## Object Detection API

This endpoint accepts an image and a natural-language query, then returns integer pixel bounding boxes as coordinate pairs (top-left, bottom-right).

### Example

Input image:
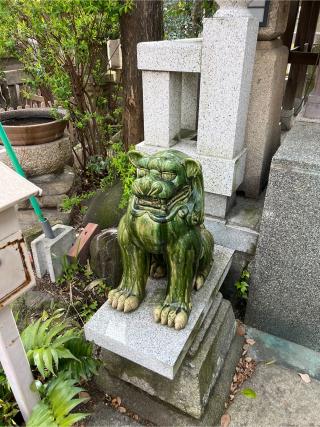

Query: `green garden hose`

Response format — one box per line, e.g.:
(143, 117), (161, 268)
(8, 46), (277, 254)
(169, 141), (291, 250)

(0, 122), (55, 239)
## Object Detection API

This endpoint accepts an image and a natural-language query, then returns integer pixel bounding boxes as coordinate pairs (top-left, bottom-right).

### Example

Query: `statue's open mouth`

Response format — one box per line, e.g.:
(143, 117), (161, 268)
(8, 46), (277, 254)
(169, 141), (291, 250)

(134, 186), (191, 214)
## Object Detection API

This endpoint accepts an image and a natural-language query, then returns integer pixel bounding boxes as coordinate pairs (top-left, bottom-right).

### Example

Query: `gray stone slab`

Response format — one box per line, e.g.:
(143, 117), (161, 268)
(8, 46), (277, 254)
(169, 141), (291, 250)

(227, 363), (320, 427)
(246, 120), (320, 351)
(85, 245), (234, 379)
(94, 335), (244, 426)
(98, 296), (236, 419)
(86, 402), (139, 427)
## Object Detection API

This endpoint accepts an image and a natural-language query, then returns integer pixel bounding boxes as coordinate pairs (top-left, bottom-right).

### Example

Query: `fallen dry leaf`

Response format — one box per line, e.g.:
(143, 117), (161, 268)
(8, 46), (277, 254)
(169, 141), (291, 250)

(79, 391), (91, 400)
(220, 413), (231, 427)
(236, 321), (246, 337)
(246, 338), (256, 346)
(298, 373), (311, 384)
(265, 359), (276, 365)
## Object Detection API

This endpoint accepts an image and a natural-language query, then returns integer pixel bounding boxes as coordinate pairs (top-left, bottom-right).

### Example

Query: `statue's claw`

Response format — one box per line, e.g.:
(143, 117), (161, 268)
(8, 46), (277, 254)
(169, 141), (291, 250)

(160, 307), (170, 325)
(124, 296), (139, 313)
(195, 274), (204, 290)
(174, 311), (188, 330)
(108, 289), (140, 313)
(153, 303), (189, 330)
(167, 310), (176, 327)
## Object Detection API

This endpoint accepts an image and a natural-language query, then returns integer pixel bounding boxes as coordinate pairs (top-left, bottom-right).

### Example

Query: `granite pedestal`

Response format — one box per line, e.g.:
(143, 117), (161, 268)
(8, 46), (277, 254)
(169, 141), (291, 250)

(85, 246), (243, 423)
(246, 119), (320, 351)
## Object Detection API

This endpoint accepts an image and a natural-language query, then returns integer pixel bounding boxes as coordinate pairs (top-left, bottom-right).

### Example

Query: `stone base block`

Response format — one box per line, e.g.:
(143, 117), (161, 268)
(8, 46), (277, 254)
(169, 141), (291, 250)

(99, 294), (236, 419)
(31, 224), (75, 282)
(85, 245), (234, 380)
(95, 334), (243, 426)
(205, 192), (236, 219)
(29, 165), (75, 196)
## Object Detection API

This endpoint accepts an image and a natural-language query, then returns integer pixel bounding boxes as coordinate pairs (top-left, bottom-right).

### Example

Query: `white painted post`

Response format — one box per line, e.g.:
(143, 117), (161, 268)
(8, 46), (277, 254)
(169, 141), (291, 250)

(0, 162), (42, 422)
(0, 307), (39, 421)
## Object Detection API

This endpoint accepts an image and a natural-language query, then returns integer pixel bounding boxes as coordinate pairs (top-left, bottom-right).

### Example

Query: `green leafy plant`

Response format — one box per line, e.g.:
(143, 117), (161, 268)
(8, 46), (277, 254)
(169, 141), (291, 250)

(21, 311), (99, 380)
(100, 142), (136, 208)
(60, 191), (96, 213)
(61, 337), (99, 381)
(27, 375), (89, 427)
(57, 256), (82, 284)
(0, 311), (99, 425)
(75, 301), (98, 322)
(0, 372), (18, 426)
(0, 0), (132, 166)
(235, 269), (250, 300)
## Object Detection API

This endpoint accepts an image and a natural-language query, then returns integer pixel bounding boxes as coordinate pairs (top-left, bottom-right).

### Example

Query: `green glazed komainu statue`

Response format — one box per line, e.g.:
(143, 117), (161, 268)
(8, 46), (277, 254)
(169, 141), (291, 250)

(108, 149), (214, 330)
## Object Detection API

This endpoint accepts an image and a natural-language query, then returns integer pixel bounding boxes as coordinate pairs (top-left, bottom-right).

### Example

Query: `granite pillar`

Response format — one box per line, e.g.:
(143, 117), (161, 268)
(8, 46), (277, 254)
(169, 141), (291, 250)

(142, 70), (182, 148)
(246, 119), (320, 351)
(241, 39), (288, 198)
(197, 0), (258, 214)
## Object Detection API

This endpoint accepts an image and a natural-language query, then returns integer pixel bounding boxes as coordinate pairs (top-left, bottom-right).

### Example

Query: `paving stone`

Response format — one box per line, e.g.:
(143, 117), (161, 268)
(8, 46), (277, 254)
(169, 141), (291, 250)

(227, 363), (320, 427)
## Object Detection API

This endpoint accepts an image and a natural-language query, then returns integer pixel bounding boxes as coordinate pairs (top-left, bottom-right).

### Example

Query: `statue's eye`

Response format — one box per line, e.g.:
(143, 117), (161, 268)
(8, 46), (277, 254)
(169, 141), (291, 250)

(137, 168), (148, 177)
(161, 172), (176, 181)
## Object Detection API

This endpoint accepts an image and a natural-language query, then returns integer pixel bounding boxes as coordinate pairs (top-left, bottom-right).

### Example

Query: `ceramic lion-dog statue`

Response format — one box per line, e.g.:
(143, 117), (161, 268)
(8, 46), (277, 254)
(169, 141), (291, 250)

(108, 149), (214, 330)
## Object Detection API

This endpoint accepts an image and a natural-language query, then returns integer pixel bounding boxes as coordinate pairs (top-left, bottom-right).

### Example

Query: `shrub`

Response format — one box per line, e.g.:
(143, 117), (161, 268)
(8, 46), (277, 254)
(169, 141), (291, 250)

(0, 0), (132, 166)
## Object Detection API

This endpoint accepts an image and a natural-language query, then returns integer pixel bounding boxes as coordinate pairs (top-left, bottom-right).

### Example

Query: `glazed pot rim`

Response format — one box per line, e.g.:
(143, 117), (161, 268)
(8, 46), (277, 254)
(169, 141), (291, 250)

(0, 108), (67, 129)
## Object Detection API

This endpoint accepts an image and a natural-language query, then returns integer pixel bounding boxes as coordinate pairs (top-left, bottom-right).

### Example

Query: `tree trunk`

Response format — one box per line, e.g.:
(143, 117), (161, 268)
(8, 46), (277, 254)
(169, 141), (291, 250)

(120, 0), (163, 150)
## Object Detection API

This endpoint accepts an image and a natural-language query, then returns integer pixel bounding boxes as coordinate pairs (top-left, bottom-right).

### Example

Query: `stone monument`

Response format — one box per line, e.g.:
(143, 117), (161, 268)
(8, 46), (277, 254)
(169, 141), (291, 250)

(85, 151), (242, 423)
(246, 117), (320, 352)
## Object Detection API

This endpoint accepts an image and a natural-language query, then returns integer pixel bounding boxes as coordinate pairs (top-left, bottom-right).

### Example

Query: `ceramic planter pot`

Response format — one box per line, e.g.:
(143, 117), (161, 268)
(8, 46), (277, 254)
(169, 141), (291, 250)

(0, 108), (67, 146)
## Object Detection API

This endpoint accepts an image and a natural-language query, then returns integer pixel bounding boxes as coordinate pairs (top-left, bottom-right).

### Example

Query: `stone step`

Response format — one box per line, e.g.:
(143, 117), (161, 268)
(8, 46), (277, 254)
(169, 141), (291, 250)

(98, 294), (236, 419)
(85, 245), (234, 380)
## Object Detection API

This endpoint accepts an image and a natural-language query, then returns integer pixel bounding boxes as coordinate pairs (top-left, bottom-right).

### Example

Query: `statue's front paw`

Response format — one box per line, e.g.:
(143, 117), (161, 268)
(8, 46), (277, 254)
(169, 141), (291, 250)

(153, 303), (189, 330)
(107, 288), (141, 313)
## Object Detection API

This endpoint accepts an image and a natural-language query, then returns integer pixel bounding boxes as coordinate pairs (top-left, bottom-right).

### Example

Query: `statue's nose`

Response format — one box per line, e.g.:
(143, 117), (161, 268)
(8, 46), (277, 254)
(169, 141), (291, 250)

(132, 177), (153, 196)
(147, 181), (162, 197)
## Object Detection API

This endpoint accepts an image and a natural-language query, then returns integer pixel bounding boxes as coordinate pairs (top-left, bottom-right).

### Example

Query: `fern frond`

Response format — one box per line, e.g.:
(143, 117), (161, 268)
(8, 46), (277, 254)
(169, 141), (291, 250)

(27, 376), (88, 427)
(60, 337), (99, 381)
